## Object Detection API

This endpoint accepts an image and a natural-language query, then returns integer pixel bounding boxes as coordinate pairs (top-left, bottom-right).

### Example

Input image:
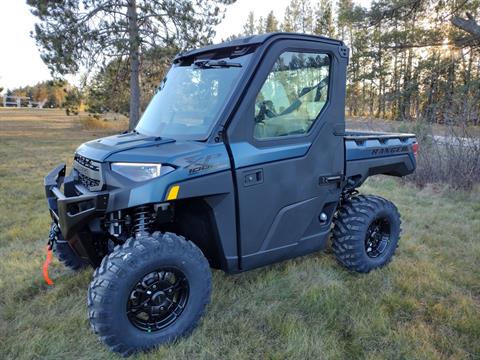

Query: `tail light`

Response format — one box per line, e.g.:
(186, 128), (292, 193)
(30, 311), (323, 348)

(412, 142), (419, 160)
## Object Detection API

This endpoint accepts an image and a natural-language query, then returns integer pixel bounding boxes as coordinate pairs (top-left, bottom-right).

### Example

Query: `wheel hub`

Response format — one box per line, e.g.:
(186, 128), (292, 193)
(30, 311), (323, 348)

(365, 218), (391, 258)
(127, 268), (189, 332)
(151, 291), (167, 305)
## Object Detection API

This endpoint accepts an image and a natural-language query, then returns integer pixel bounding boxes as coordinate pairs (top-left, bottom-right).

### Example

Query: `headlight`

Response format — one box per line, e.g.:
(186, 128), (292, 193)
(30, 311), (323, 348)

(111, 162), (174, 182)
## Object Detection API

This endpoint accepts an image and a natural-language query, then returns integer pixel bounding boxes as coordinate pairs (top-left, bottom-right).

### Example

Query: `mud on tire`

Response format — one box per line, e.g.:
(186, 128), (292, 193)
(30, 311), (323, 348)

(87, 232), (212, 357)
(332, 195), (401, 273)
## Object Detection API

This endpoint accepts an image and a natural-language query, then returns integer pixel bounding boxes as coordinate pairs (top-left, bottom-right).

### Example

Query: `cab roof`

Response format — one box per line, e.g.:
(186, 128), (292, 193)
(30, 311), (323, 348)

(174, 32), (345, 62)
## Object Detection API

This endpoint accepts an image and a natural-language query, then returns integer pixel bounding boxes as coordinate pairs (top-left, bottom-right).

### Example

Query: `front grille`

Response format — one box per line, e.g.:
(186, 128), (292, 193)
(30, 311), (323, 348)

(78, 173), (101, 189)
(73, 154), (104, 191)
(74, 153), (99, 171)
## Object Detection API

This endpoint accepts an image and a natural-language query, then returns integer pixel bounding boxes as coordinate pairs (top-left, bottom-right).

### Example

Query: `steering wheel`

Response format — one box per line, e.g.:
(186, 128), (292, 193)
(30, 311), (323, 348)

(255, 100), (277, 122)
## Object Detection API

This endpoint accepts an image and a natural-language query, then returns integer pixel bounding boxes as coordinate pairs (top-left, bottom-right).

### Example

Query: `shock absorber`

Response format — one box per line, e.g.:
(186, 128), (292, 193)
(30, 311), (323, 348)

(133, 205), (153, 237)
(108, 210), (122, 238)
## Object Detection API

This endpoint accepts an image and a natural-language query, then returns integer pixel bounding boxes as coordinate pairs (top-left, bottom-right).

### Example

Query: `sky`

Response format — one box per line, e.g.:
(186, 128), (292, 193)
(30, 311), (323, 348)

(0, 0), (371, 91)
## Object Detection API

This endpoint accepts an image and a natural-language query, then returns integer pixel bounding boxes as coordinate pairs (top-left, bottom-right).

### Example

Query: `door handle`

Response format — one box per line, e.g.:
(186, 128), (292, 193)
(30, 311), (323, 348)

(244, 169), (263, 187)
(319, 175), (342, 185)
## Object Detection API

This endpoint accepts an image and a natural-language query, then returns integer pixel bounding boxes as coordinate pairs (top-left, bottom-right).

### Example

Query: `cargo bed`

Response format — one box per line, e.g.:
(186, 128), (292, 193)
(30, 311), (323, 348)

(344, 130), (417, 188)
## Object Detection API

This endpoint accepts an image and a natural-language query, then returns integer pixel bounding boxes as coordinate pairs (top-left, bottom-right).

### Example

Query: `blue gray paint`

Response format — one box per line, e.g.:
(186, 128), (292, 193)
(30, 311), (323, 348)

(345, 137), (417, 163)
(126, 144), (231, 207)
(230, 141), (311, 169)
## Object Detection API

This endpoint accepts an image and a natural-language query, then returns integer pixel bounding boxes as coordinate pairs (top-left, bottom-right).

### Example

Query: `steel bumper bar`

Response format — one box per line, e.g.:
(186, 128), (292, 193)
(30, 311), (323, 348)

(44, 163), (109, 240)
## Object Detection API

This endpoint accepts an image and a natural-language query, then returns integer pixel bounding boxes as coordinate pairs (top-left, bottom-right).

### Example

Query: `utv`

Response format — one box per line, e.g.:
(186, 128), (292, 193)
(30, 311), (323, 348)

(44, 33), (417, 356)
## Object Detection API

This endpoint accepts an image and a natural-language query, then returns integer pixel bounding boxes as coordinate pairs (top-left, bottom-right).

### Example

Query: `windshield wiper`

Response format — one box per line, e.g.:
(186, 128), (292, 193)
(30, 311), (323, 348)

(193, 59), (242, 68)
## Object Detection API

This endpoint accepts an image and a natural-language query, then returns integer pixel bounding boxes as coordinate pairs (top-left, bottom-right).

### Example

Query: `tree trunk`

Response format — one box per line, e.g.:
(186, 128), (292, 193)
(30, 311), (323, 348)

(376, 23), (385, 119)
(391, 19), (399, 120)
(127, 0), (140, 130)
(400, 48), (413, 120)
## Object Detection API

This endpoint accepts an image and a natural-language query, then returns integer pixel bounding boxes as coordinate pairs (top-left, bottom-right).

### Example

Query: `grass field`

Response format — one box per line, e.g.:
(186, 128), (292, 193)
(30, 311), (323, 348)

(0, 108), (479, 360)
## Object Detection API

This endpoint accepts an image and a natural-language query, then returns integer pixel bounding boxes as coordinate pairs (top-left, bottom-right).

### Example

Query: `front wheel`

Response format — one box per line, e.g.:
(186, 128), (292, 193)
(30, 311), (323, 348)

(87, 232), (212, 356)
(332, 195), (401, 273)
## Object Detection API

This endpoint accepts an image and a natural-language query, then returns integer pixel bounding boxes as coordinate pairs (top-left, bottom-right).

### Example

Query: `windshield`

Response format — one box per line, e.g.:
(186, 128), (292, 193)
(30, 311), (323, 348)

(136, 50), (253, 140)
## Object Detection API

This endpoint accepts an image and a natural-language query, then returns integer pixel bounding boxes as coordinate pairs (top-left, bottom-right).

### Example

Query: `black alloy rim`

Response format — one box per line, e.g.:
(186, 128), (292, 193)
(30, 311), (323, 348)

(365, 217), (391, 258)
(127, 268), (189, 332)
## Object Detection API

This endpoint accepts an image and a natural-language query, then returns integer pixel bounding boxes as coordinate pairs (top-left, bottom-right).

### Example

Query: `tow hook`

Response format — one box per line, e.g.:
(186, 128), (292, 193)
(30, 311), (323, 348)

(47, 224), (57, 250)
(43, 224), (58, 286)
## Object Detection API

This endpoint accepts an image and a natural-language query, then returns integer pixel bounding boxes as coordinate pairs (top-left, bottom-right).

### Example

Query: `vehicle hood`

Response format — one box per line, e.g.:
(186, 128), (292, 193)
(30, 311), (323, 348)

(75, 132), (230, 171)
(75, 132), (176, 161)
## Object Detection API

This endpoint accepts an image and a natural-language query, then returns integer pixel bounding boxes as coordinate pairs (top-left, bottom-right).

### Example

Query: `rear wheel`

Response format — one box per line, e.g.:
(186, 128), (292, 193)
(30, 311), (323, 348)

(332, 195), (401, 273)
(50, 223), (88, 271)
(87, 232), (212, 357)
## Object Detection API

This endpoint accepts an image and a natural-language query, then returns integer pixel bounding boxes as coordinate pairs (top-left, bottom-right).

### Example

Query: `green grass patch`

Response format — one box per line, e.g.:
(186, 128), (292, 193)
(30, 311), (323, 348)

(0, 110), (479, 359)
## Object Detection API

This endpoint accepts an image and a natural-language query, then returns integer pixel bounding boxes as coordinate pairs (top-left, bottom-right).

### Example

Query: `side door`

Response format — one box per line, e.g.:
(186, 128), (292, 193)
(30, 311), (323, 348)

(226, 39), (348, 270)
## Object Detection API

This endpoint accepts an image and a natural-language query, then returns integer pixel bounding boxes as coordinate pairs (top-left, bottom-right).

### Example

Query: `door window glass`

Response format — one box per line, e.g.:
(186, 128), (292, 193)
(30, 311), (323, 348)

(254, 51), (330, 139)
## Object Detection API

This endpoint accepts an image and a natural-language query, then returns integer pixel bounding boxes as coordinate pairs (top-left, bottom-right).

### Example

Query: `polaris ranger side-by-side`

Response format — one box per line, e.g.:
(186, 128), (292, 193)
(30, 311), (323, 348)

(44, 33), (417, 356)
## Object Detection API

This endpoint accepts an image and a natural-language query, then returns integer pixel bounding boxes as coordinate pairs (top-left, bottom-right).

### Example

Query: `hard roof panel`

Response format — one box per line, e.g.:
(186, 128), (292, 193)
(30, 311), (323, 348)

(174, 32), (344, 62)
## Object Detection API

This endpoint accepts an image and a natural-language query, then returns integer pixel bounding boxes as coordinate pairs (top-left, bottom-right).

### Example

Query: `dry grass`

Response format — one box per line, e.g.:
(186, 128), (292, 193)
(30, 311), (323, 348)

(79, 115), (128, 130)
(0, 109), (479, 359)
(347, 117), (480, 190)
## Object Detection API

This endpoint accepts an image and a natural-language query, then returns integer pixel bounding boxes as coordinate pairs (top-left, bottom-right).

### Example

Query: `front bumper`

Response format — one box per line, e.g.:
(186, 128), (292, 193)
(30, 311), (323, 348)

(44, 163), (109, 244)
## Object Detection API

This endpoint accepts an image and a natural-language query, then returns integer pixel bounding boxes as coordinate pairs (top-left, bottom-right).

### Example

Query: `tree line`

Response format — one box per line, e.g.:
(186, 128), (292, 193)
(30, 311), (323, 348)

(3, 80), (80, 110)
(238, 0), (480, 125)
(27, 0), (234, 129)
(25, 0), (480, 126)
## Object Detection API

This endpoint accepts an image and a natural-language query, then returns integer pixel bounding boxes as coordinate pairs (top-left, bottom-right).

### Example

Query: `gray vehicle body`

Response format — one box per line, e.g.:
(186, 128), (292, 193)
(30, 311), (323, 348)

(45, 33), (417, 273)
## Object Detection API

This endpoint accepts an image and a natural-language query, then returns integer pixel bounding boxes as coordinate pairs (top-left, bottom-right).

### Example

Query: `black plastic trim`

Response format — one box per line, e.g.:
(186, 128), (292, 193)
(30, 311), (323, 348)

(44, 164), (109, 241)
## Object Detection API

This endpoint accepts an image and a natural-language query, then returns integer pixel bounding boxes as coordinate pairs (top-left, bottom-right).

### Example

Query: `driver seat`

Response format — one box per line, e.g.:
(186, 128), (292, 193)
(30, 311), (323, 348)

(254, 80), (290, 138)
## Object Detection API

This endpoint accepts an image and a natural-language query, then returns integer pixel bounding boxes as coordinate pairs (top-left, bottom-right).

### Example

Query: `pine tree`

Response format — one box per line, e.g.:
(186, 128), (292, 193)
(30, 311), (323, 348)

(282, 4), (295, 32)
(256, 16), (265, 34)
(299, 0), (314, 33)
(284, 0), (313, 33)
(27, 0), (234, 129)
(314, 0), (335, 37)
(336, 0), (354, 41)
(265, 11), (279, 33)
(243, 11), (256, 35)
